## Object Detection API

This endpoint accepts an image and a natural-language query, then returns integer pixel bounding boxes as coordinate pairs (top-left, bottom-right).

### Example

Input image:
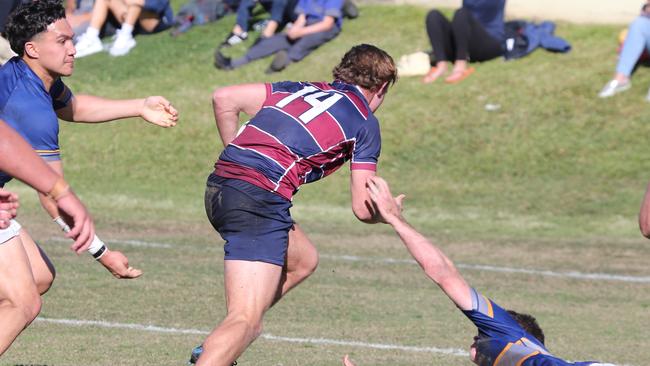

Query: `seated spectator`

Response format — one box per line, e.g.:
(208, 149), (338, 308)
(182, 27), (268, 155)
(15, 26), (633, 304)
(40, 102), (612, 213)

(215, 0), (343, 73)
(74, 0), (173, 57)
(65, 0), (96, 36)
(222, 0), (298, 46)
(599, 1), (650, 99)
(0, 0), (20, 65)
(423, 0), (506, 84)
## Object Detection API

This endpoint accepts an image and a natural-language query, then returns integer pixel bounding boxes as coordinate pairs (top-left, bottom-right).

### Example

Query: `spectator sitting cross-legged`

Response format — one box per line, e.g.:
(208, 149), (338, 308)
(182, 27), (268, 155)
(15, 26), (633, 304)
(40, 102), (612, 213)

(215, 0), (343, 73)
(423, 0), (506, 84)
(599, 1), (650, 99)
(222, 0), (299, 47)
(74, 0), (173, 57)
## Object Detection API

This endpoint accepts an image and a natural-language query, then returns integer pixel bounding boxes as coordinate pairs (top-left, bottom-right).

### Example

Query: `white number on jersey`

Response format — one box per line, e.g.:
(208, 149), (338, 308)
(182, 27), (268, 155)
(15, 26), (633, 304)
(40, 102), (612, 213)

(275, 86), (343, 124)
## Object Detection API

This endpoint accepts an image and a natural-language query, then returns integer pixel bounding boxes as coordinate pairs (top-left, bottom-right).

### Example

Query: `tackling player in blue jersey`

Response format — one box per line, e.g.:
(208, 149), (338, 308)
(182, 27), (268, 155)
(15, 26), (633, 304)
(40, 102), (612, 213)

(342, 177), (615, 366)
(0, 0), (177, 356)
(190, 44), (397, 366)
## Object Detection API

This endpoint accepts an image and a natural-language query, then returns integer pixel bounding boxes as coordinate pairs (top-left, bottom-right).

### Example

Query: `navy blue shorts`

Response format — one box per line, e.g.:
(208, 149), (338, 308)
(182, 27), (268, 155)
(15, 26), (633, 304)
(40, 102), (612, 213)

(205, 174), (293, 266)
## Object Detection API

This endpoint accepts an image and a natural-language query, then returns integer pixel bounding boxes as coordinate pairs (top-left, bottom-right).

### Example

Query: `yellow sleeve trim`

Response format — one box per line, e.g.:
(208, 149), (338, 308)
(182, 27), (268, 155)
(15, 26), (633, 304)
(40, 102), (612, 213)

(493, 342), (513, 366)
(516, 351), (540, 366)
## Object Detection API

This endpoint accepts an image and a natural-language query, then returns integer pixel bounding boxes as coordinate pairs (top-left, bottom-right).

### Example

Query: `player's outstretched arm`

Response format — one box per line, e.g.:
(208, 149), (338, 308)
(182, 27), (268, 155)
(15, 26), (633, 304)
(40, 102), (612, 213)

(56, 95), (178, 127)
(639, 180), (650, 238)
(366, 176), (472, 310)
(212, 83), (267, 147)
(0, 189), (19, 229)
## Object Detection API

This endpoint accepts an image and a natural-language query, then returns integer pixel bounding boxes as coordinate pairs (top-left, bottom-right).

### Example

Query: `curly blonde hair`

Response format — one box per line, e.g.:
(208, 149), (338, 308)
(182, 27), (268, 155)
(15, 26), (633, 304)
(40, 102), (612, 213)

(332, 44), (398, 92)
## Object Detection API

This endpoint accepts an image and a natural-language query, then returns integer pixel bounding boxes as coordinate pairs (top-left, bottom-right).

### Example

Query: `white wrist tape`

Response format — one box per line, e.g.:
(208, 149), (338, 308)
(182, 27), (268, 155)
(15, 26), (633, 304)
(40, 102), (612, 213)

(87, 235), (107, 260)
(52, 217), (108, 260)
(53, 216), (71, 233)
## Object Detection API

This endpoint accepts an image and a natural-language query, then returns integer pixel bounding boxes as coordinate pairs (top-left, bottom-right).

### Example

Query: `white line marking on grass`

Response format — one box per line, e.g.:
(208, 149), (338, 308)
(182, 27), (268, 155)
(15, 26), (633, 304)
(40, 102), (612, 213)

(261, 334), (468, 356)
(43, 237), (650, 283)
(320, 255), (650, 284)
(47, 237), (174, 249)
(35, 317), (468, 357)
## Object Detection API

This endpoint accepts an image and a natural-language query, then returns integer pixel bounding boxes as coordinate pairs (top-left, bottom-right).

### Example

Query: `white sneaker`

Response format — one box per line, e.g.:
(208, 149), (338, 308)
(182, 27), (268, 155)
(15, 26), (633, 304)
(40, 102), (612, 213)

(109, 32), (136, 57)
(74, 32), (103, 58)
(598, 79), (631, 98)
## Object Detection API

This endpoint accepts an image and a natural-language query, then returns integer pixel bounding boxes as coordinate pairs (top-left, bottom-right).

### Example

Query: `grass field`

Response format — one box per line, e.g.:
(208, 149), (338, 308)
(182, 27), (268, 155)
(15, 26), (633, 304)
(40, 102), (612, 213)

(2, 3), (650, 366)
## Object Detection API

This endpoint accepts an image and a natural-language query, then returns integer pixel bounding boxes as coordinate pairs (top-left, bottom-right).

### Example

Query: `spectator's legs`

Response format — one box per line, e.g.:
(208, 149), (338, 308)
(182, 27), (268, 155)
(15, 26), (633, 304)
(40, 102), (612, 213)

(447, 7), (501, 83)
(230, 34), (291, 68)
(74, 0), (114, 57)
(286, 27), (339, 62)
(235, 0), (256, 33)
(264, 27), (339, 73)
(221, 0), (255, 46)
(106, 0), (145, 56)
(424, 9), (453, 83)
(466, 17), (502, 62)
(88, 0), (113, 31)
(615, 17), (650, 82)
(599, 16), (650, 97)
(260, 0), (289, 38)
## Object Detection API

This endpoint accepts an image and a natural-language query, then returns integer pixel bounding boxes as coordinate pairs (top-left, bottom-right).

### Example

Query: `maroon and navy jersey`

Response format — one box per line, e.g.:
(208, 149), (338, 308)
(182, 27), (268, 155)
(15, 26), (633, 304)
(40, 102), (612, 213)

(464, 288), (607, 366)
(215, 80), (381, 200)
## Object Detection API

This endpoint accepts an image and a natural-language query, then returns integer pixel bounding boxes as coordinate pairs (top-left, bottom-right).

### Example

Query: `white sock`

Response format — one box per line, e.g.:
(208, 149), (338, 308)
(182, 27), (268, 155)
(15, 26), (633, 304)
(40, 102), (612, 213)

(119, 23), (134, 37)
(85, 26), (100, 39)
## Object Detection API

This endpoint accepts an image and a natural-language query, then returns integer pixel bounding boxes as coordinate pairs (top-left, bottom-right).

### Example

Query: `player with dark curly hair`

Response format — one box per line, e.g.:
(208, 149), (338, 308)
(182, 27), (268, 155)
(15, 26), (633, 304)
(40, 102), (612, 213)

(0, 0), (178, 355)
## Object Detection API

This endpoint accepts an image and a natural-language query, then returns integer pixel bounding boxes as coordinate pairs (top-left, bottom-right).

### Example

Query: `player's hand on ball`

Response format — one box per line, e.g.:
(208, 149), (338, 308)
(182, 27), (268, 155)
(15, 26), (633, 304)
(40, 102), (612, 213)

(98, 249), (143, 279)
(141, 96), (179, 128)
(366, 176), (405, 225)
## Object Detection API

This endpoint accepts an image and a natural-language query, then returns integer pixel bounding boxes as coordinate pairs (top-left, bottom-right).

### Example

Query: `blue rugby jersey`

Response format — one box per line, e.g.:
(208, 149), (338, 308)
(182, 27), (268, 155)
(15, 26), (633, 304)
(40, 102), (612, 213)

(0, 57), (73, 186)
(215, 80), (381, 200)
(463, 288), (608, 366)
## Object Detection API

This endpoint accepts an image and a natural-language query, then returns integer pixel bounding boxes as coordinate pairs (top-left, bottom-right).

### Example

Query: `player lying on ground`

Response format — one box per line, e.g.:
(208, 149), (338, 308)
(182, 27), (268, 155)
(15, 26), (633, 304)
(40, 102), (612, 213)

(342, 176), (615, 366)
(0, 0), (177, 356)
(189, 44), (397, 366)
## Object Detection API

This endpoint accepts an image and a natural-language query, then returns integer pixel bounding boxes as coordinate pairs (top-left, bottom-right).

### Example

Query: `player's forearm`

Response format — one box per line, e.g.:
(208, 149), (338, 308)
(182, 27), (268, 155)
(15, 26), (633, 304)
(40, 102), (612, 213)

(38, 191), (62, 218)
(390, 218), (459, 285)
(0, 121), (60, 193)
(70, 95), (145, 122)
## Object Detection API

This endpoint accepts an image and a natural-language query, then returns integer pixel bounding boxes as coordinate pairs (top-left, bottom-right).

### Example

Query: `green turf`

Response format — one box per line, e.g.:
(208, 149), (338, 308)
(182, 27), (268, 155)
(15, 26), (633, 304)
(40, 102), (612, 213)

(2, 4), (650, 366)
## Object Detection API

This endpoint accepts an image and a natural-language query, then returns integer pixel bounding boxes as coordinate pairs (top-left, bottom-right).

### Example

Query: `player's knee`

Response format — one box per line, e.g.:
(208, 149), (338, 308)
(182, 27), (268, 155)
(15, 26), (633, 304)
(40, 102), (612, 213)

(226, 311), (264, 338)
(301, 251), (319, 278)
(23, 293), (42, 324)
(1, 290), (42, 326)
(426, 9), (445, 24)
(35, 268), (55, 295)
